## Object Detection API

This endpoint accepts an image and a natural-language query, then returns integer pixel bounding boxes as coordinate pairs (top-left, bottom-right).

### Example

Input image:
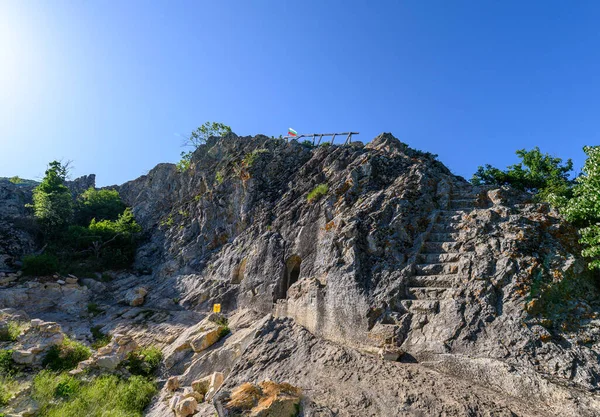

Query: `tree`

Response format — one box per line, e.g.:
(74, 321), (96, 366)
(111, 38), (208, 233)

(471, 147), (574, 203)
(9, 176), (22, 184)
(563, 146), (600, 269)
(74, 187), (126, 226)
(178, 122), (232, 171)
(31, 161), (73, 233)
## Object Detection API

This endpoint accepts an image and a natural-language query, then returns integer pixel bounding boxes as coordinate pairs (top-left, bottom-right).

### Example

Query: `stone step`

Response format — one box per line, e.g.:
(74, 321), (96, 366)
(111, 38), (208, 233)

(401, 299), (439, 314)
(415, 263), (459, 276)
(418, 252), (461, 263)
(427, 232), (460, 242)
(408, 274), (458, 288)
(422, 241), (461, 253)
(407, 287), (450, 300)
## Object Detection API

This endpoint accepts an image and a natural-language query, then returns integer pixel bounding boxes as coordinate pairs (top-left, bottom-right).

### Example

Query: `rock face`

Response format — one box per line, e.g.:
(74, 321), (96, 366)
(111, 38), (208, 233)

(0, 181), (37, 271)
(3, 134), (600, 416)
(119, 134), (600, 398)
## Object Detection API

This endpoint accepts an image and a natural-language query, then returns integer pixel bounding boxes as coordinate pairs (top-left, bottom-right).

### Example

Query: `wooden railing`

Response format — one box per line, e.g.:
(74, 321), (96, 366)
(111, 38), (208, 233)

(283, 132), (360, 146)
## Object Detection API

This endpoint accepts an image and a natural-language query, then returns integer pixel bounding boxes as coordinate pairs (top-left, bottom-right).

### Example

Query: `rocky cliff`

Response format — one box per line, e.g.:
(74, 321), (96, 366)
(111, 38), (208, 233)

(2, 133), (600, 416)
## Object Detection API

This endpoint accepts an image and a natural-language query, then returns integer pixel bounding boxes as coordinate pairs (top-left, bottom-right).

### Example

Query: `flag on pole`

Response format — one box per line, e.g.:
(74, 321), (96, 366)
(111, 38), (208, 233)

(288, 128), (298, 137)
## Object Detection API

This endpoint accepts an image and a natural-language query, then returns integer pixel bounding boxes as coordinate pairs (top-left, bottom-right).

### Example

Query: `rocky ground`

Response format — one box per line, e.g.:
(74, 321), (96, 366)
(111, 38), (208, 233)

(1, 134), (600, 416)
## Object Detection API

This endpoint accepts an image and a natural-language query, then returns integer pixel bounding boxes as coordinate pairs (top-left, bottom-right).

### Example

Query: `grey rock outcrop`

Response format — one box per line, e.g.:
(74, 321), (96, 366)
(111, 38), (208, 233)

(119, 133), (600, 400)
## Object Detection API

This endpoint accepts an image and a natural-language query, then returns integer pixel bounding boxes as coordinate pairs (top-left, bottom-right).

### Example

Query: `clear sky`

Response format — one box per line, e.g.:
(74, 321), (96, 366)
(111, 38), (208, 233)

(1, 1), (599, 186)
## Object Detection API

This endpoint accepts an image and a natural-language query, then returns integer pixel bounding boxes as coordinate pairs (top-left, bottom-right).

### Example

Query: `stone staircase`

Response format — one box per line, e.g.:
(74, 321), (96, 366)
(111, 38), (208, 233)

(401, 188), (478, 315)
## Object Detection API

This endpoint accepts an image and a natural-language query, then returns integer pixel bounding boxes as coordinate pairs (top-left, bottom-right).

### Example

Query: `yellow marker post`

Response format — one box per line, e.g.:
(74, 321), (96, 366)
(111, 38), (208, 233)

(213, 303), (221, 313)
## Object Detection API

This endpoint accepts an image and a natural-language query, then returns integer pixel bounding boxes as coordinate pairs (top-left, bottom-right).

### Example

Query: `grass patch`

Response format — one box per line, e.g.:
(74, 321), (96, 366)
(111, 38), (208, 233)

(307, 184), (329, 203)
(0, 376), (21, 406)
(90, 326), (111, 350)
(32, 371), (157, 417)
(42, 337), (91, 372)
(87, 303), (103, 317)
(242, 149), (268, 167)
(0, 321), (25, 342)
(122, 346), (162, 377)
(214, 316), (231, 338)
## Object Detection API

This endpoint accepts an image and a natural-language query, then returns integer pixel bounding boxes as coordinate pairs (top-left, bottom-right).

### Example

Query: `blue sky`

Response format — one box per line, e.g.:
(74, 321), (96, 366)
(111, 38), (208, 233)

(1, 1), (599, 186)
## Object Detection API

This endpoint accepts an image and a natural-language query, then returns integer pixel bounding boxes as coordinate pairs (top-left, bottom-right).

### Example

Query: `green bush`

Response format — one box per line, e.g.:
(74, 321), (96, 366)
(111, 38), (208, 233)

(123, 346), (162, 377)
(22, 254), (59, 276)
(90, 326), (111, 349)
(307, 184), (329, 203)
(74, 188), (126, 226)
(0, 350), (17, 376)
(32, 372), (157, 417)
(42, 337), (91, 372)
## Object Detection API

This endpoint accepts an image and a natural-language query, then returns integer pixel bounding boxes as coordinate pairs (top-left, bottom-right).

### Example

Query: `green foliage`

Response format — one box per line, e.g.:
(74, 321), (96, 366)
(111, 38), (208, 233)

(178, 121), (232, 171)
(307, 184), (329, 203)
(32, 371), (156, 417)
(74, 188), (126, 226)
(8, 176), (22, 184)
(320, 142), (331, 148)
(300, 140), (315, 149)
(471, 147), (574, 203)
(215, 170), (225, 185)
(242, 149), (268, 168)
(22, 254), (59, 276)
(90, 326), (111, 349)
(214, 316), (230, 338)
(123, 346), (162, 377)
(42, 337), (91, 372)
(53, 374), (81, 399)
(0, 350), (17, 376)
(87, 303), (103, 317)
(0, 322), (24, 342)
(31, 161), (74, 233)
(563, 146), (600, 268)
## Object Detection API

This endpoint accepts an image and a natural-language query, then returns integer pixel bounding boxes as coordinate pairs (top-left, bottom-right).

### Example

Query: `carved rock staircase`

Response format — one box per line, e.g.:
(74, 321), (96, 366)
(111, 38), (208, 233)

(401, 188), (478, 315)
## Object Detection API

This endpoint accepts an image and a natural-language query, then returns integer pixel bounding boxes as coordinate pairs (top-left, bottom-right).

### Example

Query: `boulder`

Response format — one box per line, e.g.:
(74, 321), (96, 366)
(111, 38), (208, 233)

(12, 349), (35, 364)
(175, 397), (198, 417)
(205, 372), (224, 401)
(166, 376), (180, 392)
(96, 354), (121, 370)
(81, 278), (107, 293)
(190, 328), (222, 353)
(124, 287), (148, 306)
(221, 381), (301, 417)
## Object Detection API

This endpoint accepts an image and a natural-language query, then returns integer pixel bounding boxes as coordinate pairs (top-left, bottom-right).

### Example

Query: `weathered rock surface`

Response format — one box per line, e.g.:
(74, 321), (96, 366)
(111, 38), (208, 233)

(3, 134), (600, 416)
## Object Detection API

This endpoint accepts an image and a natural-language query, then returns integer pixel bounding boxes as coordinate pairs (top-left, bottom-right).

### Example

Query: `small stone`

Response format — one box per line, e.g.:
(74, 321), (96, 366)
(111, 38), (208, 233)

(57, 280), (66, 285)
(65, 277), (78, 285)
(124, 286), (148, 306)
(30, 318), (43, 328)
